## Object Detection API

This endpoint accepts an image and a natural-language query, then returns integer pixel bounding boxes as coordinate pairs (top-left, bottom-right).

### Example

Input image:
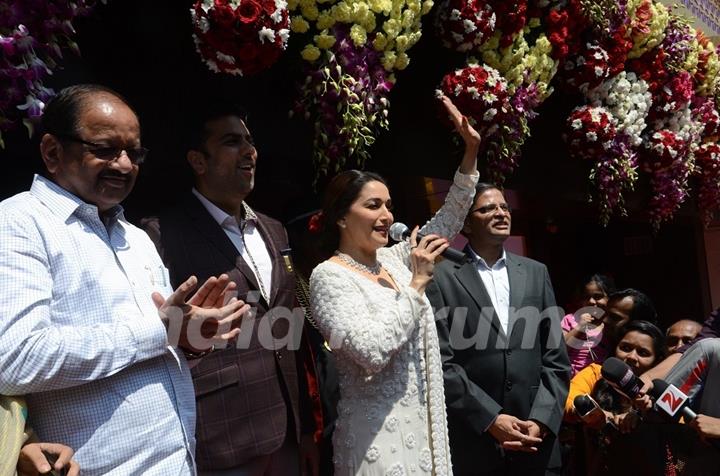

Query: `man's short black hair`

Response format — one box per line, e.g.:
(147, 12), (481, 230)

(472, 182), (503, 202)
(609, 288), (658, 324)
(184, 100), (248, 153)
(41, 84), (136, 137)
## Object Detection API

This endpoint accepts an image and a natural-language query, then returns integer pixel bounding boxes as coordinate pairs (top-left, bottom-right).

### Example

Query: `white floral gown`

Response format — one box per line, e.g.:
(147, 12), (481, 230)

(310, 170), (478, 476)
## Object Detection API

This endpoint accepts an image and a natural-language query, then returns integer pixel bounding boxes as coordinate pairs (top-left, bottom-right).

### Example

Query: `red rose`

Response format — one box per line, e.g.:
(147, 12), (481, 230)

(212, 4), (236, 28)
(237, 0), (262, 24)
(260, 0), (276, 15)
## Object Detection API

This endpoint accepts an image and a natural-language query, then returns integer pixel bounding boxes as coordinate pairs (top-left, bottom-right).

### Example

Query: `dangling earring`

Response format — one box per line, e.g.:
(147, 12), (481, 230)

(338, 220), (347, 229)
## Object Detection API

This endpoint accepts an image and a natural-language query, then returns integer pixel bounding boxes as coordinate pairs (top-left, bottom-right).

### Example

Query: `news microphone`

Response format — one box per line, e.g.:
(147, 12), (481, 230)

(647, 379), (696, 422)
(388, 222), (468, 264)
(573, 394), (619, 430)
(601, 357), (645, 399)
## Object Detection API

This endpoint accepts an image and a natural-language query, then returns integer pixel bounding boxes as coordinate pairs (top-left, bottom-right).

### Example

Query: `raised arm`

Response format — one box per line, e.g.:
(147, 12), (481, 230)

(310, 263), (428, 374)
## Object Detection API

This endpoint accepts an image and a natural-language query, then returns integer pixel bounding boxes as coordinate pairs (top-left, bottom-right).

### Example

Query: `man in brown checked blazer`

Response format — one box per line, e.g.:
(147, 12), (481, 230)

(144, 101), (319, 476)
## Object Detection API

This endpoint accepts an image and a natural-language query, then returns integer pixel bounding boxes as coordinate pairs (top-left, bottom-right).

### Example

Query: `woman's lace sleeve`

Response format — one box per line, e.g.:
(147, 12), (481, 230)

(386, 168), (479, 266)
(309, 262), (428, 374)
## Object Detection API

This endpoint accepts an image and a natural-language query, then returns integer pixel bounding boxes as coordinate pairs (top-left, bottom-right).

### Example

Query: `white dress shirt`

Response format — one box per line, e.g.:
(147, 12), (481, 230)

(468, 247), (510, 335)
(192, 189), (273, 301)
(0, 175), (196, 475)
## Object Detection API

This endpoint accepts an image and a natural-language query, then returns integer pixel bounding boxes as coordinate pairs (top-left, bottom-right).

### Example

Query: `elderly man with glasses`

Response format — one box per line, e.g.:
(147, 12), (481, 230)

(0, 84), (248, 475)
(427, 182), (570, 476)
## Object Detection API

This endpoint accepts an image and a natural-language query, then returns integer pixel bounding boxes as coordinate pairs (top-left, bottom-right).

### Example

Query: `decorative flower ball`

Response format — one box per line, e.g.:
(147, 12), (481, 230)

(434, 0), (496, 52)
(565, 105), (617, 159)
(561, 42), (610, 94)
(695, 142), (720, 225)
(191, 0), (290, 76)
(642, 130), (688, 172)
(439, 64), (511, 138)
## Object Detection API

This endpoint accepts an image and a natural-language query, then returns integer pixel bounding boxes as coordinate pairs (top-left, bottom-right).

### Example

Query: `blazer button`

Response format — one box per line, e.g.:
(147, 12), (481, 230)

(505, 380), (513, 391)
(276, 350), (283, 360)
(505, 349), (512, 356)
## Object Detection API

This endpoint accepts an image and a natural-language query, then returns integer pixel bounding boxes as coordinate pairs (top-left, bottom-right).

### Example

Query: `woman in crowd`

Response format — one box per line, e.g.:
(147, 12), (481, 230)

(561, 274), (616, 376)
(309, 95), (480, 476)
(564, 320), (668, 475)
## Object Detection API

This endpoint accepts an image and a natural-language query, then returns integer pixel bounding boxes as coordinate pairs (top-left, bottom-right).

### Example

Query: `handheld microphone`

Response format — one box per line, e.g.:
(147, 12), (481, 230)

(601, 357), (645, 399)
(573, 394), (618, 430)
(388, 222), (468, 264)
(647, 379), (696, 422)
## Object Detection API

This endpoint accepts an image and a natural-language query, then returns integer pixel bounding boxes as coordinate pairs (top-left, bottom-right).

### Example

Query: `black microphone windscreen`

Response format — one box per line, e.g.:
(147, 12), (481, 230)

(573, 395), (596, 416)
(647, 379), (670, 401)
(601, 357), (643, 399)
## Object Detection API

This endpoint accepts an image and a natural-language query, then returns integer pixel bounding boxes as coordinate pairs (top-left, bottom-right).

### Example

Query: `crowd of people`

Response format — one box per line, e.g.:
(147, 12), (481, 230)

(0, 83), (718, 476)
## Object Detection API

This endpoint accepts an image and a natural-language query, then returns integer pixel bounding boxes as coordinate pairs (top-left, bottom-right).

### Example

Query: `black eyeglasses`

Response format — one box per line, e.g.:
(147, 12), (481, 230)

(56, 134), (148, 165)
(471, 203), (511, 214)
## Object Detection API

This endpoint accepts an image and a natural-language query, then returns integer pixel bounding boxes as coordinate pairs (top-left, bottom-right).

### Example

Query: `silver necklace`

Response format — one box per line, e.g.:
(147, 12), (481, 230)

(335, 251), (382, 275)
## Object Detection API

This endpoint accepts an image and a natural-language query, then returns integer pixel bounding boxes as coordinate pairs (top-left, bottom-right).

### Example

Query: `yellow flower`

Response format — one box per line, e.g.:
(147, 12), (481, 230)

(382, 51), (397, 71)
(299, 0), (315, 9)
(395, 52), (410, 70)
(301, 3), (320, 20)
(315, 31), (337, 49)
(288, 0), (300, 11)
(629, 1), (669, 58)
(528, 17), (541, 28)
(301, 44), (322, 61)
(395, 34), (410, 52)
(421, 0), (433, 14)
(361, 14), (377, 32)
(350, 24), (368, 46)
(406, 0), (421, 13)
(369, 0), (392, 14)
(373, 32), (388, 50)
(290, 15), (310, 33)
(351, 2), (370, 22)
(383, 18), (401, 38)
(332, 2), (351, 22)
(316, 12), (335, 29)
(401, 10), (415, 29)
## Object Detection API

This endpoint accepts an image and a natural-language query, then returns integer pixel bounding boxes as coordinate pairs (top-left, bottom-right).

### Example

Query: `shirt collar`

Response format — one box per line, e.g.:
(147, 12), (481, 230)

(192, 188), (257, 227)
(468, 245), (507, 270)
(30, 174), (125, 223)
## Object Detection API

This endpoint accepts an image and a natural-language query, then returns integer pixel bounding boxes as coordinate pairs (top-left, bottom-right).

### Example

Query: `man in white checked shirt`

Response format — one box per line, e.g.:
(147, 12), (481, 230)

(0, 84), (248, 475)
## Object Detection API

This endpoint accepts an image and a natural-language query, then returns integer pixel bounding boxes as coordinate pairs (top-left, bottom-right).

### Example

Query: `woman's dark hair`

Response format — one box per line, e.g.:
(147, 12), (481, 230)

(318, 169), (387, 257)
(41, 84), (136, 137)
(586, 274), (616, 297)
(593, 320), (666, 412)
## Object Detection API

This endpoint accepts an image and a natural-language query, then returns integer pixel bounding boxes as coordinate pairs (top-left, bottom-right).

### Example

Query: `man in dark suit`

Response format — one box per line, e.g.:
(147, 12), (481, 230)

(144, 102), (318, 476)
(426, 183), (570, 476)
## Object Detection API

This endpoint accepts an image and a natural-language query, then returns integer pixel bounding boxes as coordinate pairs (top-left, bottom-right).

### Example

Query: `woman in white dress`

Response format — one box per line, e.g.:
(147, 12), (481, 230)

(309, 95), (481, 476)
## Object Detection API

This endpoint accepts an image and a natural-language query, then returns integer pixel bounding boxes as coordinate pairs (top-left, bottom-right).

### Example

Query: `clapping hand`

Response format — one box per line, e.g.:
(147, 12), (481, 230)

(153, 274), (249, 353)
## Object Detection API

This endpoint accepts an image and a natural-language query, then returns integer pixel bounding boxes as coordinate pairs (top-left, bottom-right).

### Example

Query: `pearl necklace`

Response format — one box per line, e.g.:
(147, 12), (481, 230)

(335, 251), (382, 275)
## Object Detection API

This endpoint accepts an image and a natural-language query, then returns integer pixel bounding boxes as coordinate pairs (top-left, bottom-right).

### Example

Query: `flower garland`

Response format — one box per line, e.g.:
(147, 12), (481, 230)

(190, 0), (290, 76)
(694, 142), (720, 226)
(291, 26), (392, 177)
(290, 0), (431, 178)
(434, 0), (496, 53)
(0, 0), (95, 147)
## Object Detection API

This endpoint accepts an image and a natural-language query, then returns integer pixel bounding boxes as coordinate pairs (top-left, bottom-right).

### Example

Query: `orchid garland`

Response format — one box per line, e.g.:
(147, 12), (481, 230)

(0, 0), (95, 147)
(289, 0), (431, 177)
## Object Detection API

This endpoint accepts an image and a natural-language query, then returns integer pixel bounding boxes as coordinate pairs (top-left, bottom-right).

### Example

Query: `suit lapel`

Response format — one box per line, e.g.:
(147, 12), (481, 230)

(454, 254), (507, 340)
(507, 252), (526, 311)
(182, 195), (262, 295)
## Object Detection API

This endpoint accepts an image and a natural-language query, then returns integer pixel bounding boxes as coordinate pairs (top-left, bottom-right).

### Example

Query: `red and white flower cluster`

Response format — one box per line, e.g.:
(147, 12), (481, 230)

(440, 64), (531, 183)
(561, 42), (610, 94)
(434, 0), (496, 52)
(566, 106), (615, 159)
(695, 143), (720, 226)
(191, 0), (290, 76)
